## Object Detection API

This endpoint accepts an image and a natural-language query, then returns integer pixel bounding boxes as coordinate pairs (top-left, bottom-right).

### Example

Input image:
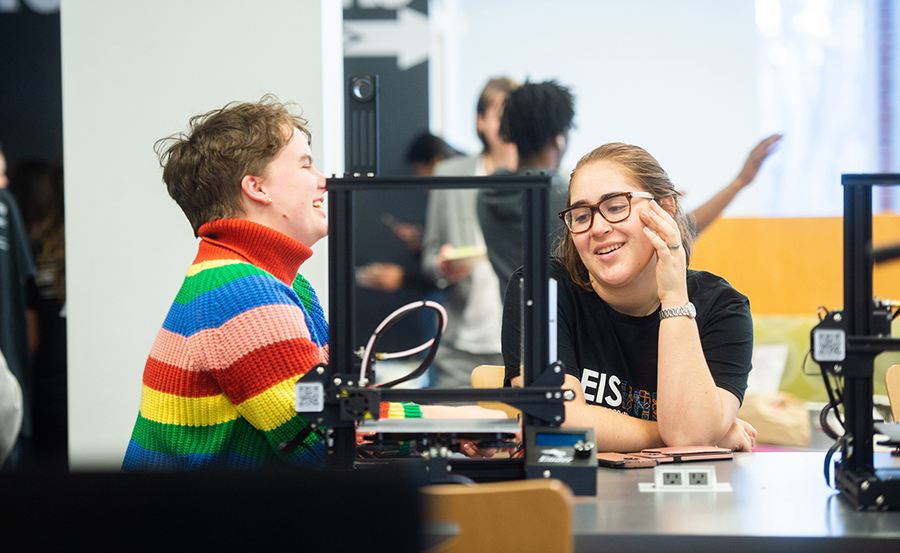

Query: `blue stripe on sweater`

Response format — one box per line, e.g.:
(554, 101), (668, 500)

(161, 274), (303, 337)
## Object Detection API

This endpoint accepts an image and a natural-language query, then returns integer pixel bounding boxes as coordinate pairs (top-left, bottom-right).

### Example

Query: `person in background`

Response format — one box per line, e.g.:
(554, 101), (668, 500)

(433, 77), (519, 180)
(477, 80), (575, 295)
(690, 133), (782, 234)
(6, 155), (68, 470)
(6, 160), (52, 367)
(504, 143), (756, 452)
(421, 77), (520, 388)
(0, 349), (23, 469)
(406, 131), (462, 178)
(356, 132), (460, 295)
(7, 159), (51, 236)
(23, 157), (67, 471)
(0, 142), (35, 471)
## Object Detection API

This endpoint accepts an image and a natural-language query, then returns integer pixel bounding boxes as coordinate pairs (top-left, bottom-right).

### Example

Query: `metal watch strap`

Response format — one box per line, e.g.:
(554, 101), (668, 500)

(659, 301), (696, 320)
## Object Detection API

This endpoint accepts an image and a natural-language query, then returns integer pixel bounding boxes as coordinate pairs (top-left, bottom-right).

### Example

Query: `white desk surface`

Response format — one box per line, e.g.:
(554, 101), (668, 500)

(573, 451), (900, 552)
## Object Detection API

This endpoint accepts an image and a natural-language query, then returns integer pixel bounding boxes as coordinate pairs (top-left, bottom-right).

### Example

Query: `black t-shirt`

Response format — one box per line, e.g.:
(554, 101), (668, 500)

(502, 259), (753, 421)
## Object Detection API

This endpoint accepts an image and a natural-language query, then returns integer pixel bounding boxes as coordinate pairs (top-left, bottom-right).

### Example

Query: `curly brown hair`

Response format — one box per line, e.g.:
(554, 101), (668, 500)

(155, 94), (311, 236)
(556, 143), (697, 291)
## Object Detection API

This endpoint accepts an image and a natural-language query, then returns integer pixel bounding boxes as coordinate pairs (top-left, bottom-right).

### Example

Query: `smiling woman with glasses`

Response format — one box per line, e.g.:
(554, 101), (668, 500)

(502, 142), (757, 453)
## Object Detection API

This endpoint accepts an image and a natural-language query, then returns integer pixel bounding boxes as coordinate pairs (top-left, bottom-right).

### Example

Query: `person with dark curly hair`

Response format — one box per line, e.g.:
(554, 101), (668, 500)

(476, 80), (575, 295)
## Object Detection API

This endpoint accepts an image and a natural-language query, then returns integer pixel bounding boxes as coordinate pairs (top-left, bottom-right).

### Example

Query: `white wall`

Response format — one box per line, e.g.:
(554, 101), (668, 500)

(61, 0), (343, 469)
(435, 0), (761, 216)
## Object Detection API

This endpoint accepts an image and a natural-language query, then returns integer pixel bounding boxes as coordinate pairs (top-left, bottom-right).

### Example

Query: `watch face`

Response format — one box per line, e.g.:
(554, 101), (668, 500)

(687, 302), (696, 318)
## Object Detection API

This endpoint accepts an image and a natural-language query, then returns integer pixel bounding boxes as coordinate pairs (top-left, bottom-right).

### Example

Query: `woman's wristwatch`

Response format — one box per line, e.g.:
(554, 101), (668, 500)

(659, 301), (696, 320)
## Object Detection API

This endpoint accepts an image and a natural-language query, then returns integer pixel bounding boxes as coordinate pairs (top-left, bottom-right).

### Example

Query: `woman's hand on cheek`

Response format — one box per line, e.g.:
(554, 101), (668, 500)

(639, 200), (688, 306)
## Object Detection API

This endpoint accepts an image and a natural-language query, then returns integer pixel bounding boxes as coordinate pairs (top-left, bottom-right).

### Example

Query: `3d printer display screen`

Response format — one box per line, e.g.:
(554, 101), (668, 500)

(535, 432), (584, 447)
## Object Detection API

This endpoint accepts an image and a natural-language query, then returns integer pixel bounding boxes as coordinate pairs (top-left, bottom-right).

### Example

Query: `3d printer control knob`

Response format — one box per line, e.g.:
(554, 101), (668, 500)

(573, 440), (595, 459)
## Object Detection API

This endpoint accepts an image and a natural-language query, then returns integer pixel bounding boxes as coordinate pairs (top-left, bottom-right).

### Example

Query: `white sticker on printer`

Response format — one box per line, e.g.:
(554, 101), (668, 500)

(295, 382), (325, 412)
(813, 329), (846, 362)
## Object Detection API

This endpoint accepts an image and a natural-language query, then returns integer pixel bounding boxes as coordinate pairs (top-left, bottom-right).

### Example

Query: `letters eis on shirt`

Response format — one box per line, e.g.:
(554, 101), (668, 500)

(581, 369), (657, 421)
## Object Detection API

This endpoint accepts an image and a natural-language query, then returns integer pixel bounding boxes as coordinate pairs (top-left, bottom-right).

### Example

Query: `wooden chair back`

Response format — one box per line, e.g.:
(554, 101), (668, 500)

(471, 364), (520, 419)
(422, 478), (574, 553)
(887, 364), (900, 422)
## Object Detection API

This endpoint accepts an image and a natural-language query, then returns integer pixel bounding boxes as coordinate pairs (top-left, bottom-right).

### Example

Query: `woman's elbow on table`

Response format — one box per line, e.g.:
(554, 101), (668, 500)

(656, 415), (731, 448)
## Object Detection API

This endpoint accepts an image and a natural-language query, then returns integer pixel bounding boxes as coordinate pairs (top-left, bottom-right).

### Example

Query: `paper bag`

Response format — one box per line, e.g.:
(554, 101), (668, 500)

(738, 392), (811, 448)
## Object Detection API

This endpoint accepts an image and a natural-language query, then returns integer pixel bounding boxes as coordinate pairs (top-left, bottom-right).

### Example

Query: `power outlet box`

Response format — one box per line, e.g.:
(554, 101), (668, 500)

(653, 465), (717, 491)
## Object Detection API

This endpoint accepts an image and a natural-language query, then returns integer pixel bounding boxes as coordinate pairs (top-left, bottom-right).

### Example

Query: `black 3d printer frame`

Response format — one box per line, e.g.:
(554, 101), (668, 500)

(832, 173), (900, 510)
(325, 174), (555, 470)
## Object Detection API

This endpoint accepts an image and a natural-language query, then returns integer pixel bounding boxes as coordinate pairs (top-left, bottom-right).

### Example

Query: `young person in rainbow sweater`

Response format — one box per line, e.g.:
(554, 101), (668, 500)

(123, 96), (478, 470)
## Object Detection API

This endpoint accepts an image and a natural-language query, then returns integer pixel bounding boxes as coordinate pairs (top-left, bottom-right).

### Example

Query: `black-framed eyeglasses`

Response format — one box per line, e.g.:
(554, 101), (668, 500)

(558, 191), (656, 234)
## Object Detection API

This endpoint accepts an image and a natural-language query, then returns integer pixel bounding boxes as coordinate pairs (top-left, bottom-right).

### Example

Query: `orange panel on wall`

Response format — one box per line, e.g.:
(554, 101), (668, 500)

(689, 215), (900, 315)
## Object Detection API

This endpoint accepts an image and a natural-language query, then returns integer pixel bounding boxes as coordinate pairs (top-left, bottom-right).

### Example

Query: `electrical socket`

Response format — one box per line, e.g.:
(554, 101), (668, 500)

(689, 471), (709, 486)
(663, 472), (682, 486)
(653, 465), (716, 491)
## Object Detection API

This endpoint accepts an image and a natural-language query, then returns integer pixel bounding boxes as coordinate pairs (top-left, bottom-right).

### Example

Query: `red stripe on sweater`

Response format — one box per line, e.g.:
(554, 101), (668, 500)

(150, 305), (313, 373)
(142, 356), (222, 398)
(214, 339), (327, 404)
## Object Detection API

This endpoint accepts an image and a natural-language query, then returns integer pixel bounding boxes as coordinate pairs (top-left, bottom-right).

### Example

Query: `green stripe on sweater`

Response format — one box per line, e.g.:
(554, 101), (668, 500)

(174, 263), (272, 305)
(131, 413), (275, 462)
(292, 273), (316, 313)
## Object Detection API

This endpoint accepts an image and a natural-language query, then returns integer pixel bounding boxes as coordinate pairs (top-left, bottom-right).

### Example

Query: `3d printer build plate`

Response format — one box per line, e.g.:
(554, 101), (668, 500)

(358, 418), (520, 435)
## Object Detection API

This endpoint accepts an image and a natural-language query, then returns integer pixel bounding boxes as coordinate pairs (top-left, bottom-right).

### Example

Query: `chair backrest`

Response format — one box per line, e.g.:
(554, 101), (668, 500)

(422, 478), (574, 553)
(471, 365), (520, 419)
(887, 364), (900, 422)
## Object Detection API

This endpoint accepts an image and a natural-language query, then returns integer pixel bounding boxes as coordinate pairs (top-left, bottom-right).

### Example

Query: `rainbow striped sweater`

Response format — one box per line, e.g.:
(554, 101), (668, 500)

(122, 218), (421, 470)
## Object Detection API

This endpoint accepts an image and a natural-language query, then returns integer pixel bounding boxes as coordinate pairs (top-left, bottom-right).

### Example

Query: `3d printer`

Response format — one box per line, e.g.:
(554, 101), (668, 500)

(810, 173), (900, 511)
(284, 173), (598, 496)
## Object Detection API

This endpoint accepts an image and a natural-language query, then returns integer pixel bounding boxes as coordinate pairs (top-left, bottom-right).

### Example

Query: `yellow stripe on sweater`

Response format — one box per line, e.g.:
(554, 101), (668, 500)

(186, 259), (244, 277)
(236, 376), (300, 432)
(140, 384), (239, 427)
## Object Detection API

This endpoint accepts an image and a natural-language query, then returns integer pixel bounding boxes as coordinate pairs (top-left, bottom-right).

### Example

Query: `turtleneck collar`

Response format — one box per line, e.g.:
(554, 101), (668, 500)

(197, 218), (313, 286)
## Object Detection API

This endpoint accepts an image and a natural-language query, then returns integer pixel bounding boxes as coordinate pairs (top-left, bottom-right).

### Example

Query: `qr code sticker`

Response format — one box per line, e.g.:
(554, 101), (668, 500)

(295, 382), (324, 412)
(813, 329), (846, 362)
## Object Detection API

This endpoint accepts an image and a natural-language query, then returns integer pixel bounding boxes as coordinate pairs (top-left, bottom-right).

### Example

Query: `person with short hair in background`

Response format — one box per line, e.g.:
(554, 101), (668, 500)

(421, 77), (522, 388)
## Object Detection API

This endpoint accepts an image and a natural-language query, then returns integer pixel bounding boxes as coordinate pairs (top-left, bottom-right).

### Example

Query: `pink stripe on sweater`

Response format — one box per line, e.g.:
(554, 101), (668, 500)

(149, 303), (313, 372)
